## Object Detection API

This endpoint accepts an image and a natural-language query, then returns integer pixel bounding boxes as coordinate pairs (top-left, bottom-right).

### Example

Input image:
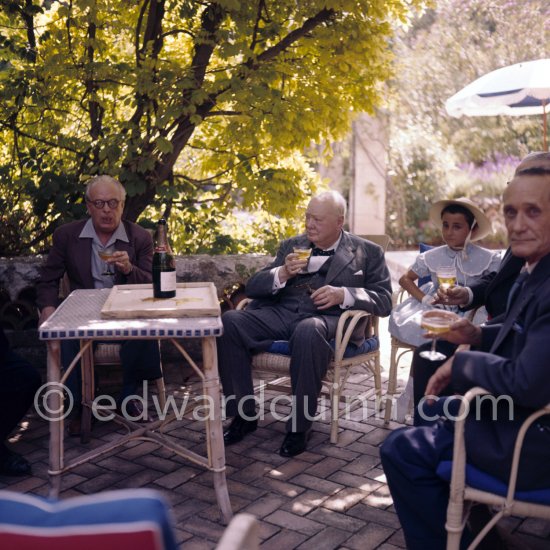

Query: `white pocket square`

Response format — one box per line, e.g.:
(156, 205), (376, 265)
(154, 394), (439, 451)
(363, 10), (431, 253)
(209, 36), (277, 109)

(354, 270), (363, 276)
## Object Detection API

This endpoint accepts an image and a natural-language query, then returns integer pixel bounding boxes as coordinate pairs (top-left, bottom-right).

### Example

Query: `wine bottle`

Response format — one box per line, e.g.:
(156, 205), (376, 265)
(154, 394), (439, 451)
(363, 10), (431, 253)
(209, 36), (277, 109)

(152, 218), (176, 299)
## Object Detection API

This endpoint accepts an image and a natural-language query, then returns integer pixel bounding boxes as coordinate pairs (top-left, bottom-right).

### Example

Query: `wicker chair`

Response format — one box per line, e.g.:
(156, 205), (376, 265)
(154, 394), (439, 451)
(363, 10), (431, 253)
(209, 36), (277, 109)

(215, 513), (259, 550)
(236, 299), (382, 444)
(57, 274), (166, 437)
(438, 387), (550, 550)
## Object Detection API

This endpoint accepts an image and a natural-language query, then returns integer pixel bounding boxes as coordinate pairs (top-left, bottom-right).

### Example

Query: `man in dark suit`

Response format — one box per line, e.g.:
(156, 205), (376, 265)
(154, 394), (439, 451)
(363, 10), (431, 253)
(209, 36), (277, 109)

(381, 163), (550, 549)
(0, 327), (41, 476)
(218, 190), (392, 457)
(409, 151), (550, 425)
(36, 175), (162, 433)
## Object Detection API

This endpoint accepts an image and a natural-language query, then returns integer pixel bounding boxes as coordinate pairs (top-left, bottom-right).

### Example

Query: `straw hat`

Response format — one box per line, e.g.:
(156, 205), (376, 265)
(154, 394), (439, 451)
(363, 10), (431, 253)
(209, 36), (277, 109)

(429, 197), (492, 242)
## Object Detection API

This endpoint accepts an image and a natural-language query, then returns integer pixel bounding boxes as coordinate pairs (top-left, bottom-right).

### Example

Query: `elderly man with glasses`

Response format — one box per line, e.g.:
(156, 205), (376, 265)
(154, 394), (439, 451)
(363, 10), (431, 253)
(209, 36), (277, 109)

(36, 175), (162, 435)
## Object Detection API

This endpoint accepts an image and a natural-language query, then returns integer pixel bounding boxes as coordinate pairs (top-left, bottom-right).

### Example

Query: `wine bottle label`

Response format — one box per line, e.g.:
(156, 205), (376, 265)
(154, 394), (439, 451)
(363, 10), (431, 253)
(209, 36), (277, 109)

(160, 271), (177, 292)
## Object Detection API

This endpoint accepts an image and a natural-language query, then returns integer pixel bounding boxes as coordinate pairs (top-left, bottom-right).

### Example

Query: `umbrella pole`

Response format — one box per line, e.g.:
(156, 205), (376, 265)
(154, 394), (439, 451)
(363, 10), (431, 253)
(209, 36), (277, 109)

(543, 101), (548, 152)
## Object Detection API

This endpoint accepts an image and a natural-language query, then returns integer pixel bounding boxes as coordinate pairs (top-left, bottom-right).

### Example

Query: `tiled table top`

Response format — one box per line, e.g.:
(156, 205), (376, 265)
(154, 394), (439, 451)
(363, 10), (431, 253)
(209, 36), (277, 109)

(39, 289), (223, 340)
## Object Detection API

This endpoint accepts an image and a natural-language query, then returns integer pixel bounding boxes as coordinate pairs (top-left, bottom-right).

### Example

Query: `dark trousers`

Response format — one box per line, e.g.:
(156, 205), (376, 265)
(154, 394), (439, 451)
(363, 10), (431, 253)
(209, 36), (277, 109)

(217, 307), (334, 432)
(0, 351), (42, 457)
(380, 421), (472, 550)
(62, 340), (162, 408)
(412, 340), (458, 426)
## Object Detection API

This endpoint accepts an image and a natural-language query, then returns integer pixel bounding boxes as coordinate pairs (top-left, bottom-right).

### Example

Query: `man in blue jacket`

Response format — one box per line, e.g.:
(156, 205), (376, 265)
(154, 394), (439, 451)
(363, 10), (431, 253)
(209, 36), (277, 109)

(381, 162), (550, 548)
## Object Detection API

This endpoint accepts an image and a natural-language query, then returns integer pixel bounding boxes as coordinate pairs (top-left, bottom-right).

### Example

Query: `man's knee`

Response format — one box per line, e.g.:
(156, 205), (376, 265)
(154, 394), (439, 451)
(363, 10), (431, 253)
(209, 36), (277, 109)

(290, 317), (328, 344)
(220, 309), (245, 335)
(380, 427), (409, 465)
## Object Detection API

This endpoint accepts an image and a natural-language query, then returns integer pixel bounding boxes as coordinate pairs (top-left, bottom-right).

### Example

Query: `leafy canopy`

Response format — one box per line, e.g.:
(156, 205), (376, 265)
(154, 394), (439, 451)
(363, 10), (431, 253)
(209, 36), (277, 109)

(0, 0), (424, 255)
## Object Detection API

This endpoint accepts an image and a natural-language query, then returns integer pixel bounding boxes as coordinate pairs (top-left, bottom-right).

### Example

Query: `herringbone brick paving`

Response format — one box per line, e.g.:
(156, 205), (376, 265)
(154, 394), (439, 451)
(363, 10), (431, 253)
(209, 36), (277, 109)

(1, 316), (549, 548)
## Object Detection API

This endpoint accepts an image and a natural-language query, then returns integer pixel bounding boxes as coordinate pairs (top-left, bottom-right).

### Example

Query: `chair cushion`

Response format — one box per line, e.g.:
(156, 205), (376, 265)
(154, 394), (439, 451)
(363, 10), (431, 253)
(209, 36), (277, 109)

(267, 336), (379, 358)
(436, 461), (550, 505)
(418, 242), (434, 286)
(0, 489), (178, 550)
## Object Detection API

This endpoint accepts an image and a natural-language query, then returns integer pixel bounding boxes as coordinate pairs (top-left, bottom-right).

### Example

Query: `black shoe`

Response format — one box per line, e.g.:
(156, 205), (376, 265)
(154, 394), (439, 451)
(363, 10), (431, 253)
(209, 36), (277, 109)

(0, 450), (32, 477)
(279, 430), (311, 457)
(223, 415), (258, 446)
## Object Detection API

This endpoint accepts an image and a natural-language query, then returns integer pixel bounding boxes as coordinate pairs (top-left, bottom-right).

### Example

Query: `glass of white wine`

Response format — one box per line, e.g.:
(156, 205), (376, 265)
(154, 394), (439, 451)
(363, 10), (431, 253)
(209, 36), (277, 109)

(419, 309), (460, 361)
(293, 246), (312, 273)
(98, 245), (116, 276)
(436, 266), (457, 292)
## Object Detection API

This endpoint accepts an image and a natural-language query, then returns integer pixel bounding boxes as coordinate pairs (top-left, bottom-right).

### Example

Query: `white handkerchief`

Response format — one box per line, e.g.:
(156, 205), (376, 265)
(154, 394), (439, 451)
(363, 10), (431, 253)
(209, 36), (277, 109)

(354, 270), (363, 276)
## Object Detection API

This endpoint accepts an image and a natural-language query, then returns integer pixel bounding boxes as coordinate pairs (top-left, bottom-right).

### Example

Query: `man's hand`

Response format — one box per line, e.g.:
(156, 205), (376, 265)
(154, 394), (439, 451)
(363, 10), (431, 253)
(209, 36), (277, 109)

(110, 251), (133, 275)
(424, 317), (482, 347)
(279, 252), (308, 282)
(39, 306), (56, 326)
(425, 358), (453, 401)
(311, 285), (345, 310)
(433, 285), (470, 306)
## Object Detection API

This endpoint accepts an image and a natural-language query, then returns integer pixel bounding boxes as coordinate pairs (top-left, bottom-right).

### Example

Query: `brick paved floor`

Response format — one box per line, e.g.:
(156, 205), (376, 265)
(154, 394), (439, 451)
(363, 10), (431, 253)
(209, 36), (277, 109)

(1, 317), (549, 549)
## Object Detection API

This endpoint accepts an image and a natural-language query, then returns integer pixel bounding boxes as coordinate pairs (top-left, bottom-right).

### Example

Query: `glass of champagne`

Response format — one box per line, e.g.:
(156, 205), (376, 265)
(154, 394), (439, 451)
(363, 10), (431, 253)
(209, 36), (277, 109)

(419, 309), (460, 361)
(98, 245), (116, 276)
(436, 266), (457, 292)
(293, 246), (312, 273)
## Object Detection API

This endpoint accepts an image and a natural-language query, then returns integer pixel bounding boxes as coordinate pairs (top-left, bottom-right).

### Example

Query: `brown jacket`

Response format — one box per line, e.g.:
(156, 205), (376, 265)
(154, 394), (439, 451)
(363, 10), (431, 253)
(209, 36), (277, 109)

(36, 219), (153, 310)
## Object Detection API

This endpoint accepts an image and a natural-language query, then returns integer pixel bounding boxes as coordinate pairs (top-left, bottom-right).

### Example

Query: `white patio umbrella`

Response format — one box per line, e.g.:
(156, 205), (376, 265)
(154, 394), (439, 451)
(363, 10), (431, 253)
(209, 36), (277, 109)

(445, 58), (550, 151)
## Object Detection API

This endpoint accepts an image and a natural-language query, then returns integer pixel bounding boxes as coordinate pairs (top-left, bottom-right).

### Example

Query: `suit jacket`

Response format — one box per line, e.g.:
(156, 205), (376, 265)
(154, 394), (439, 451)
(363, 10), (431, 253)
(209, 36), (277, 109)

(36, 219), (153, 310)
(469, 248), (525, 318)
(451, 252), (550, 489)
(245, 231), (392, 346)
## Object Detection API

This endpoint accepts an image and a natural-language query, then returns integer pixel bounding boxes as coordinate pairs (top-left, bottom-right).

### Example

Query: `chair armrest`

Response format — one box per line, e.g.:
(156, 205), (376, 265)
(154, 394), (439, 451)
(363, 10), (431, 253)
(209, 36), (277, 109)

(235, 298), (252, 311)
(216, 513), (259, 550)
(450, 387), (550, 503)
(333, 310), (373, 362)
(392, 288), (409, 307)
(449, 387), (492, 506)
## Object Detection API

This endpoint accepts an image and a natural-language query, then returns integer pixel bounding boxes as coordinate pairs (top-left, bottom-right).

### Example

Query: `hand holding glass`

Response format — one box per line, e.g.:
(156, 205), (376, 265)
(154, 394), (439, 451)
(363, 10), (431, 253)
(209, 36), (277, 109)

(98, 246), (116, 276)
(437, 266), (457, 291)
(419, 310), (460, 361)
(293, 246), (312, 273)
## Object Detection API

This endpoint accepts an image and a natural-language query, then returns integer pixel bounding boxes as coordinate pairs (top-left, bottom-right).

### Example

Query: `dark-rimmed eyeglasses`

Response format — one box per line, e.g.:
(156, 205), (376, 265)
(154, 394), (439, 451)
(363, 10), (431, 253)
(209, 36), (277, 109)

(86, 198), (121, 209)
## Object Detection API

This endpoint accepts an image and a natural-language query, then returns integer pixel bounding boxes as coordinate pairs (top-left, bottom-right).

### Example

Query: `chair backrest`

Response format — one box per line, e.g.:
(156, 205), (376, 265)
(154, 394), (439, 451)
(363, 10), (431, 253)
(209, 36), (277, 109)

(0, 488), (178, 550)
(359, 234), (391, 251)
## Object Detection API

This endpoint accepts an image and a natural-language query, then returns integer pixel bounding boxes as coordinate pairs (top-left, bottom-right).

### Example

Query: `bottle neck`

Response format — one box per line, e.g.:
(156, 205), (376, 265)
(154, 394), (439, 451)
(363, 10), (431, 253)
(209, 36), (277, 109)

(155, 224), (170, 253)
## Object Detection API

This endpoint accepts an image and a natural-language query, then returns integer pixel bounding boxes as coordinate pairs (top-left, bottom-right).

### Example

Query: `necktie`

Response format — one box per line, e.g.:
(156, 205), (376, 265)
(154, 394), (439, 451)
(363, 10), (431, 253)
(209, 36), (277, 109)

(505, 270), (529, 313)
(311, 247), (335, 256)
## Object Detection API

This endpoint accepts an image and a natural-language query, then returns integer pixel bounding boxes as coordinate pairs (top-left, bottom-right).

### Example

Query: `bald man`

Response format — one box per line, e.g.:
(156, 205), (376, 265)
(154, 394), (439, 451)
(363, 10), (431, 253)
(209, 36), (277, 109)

(218, 191), (392, 457)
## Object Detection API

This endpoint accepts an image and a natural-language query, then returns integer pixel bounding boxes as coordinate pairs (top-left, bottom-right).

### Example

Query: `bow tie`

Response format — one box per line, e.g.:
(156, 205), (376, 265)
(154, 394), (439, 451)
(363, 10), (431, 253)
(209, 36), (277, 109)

(311, 247), (335, 256)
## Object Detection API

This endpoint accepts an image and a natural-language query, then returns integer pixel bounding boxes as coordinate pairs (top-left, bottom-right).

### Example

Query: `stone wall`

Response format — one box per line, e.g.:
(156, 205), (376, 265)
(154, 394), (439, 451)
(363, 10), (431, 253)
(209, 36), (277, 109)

(0, 254), (273, 365)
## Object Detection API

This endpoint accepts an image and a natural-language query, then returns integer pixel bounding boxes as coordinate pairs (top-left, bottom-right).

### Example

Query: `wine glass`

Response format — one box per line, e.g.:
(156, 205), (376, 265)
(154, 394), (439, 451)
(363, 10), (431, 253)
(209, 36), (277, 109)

(98, 246), (116, 276)
(419, 309), (460, 361)
(436, 266), (457, 292)
(293, 246), (312, 273)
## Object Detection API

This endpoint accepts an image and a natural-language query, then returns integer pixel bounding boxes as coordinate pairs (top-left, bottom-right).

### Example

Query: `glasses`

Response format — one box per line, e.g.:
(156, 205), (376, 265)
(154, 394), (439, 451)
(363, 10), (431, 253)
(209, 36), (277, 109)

(86, 198), (121, 209)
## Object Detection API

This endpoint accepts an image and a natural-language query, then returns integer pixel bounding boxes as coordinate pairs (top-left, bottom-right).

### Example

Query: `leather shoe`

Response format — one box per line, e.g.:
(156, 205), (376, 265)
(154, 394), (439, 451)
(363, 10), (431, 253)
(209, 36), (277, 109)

(223, 415), (257, 446)
(118, 399), (153, 423)
(279, 430), (311, 457)
(0, 450), (32, 477)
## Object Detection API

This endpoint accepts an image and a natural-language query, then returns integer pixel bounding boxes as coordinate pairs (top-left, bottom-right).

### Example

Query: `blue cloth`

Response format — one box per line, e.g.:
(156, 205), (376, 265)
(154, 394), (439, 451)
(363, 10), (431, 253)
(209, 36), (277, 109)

(417, 243), (434, 286)
(0, 488), (178, 550)
(436, 461), (550, 506)
(267, 336), (379, 358)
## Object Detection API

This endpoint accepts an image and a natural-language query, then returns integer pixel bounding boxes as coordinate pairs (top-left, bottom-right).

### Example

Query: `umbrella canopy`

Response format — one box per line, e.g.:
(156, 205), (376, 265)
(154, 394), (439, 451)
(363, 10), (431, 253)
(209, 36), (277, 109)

(445, 58), (550, 150)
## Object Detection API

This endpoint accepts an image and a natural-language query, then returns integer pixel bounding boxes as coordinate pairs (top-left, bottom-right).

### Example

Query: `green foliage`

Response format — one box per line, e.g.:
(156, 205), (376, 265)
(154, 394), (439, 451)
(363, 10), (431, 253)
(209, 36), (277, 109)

(0, 0), (424, 255)
(387, 0), (549, 249)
